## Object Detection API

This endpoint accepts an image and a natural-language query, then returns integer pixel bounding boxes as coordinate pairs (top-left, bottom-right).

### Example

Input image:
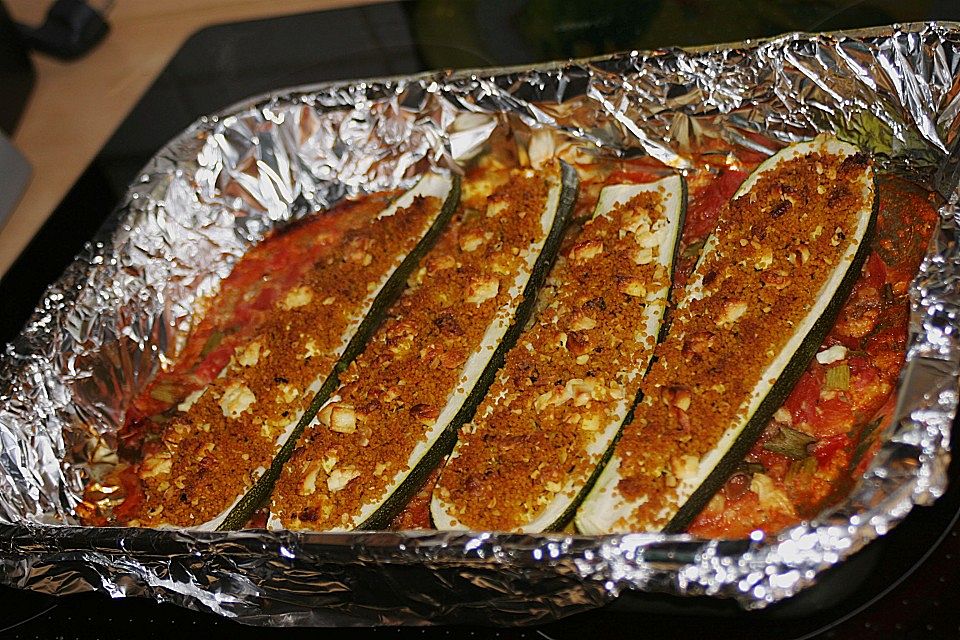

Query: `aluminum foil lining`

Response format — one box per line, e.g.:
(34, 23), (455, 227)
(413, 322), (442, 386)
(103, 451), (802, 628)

(1, 22), (959, 626)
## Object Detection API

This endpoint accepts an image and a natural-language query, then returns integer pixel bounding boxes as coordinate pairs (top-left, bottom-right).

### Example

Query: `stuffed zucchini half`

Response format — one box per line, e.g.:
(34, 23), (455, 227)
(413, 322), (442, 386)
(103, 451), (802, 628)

(267, 162), (578, 531)
(576, 135), (877, 535)
(430, 176), (686, 532)
(127, 173), (459, 530)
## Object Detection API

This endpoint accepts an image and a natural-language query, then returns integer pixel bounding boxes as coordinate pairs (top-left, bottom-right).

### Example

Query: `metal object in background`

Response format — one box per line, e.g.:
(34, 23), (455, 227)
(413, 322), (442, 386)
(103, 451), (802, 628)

(0, 130), (31, 227)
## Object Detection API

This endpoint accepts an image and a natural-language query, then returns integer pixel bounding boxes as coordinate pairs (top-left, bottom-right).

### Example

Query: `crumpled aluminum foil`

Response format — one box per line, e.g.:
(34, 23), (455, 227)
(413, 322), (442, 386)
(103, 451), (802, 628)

(1, 22), (959, 626)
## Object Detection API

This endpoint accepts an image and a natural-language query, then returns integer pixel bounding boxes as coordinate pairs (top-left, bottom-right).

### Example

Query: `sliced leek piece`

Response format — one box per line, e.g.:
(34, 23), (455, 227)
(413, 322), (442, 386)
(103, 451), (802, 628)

(576, 135), (877, 534)
(267, 162), (578, 532)
(431, 175), (686, 532)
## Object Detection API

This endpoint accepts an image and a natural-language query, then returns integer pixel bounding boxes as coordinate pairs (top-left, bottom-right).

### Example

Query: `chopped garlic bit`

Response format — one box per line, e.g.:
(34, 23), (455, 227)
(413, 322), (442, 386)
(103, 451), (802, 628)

(303, 339), (323, 359)
(754, 247), (774, 270)
(319, 403), (357, 433)
(177, 388), (206, 412)
(750, 472), (797, 516)
(620, 278), (647, 298)
(427, 254), (457, 274)
(300, 460), (323, 496)
(322, 453), (339, 474)
(466, 276), (500, 305)
(569, 312), (597, 331)
(580, 412), (602, 432)
(717, 300), (748, 326)
(277, 383), (299, 404)
(672, 454), (700, 480)
(141, 452), (172, 478)
(774, 407), (793, 424)
(569, 240), (603, 262)
(459, 229), (486, 252)
(632, 247), (654, 265)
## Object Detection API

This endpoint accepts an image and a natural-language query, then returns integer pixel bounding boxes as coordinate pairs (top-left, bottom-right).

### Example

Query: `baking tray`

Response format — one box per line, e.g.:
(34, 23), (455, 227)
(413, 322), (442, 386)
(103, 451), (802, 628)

(0, 22), (959, 626)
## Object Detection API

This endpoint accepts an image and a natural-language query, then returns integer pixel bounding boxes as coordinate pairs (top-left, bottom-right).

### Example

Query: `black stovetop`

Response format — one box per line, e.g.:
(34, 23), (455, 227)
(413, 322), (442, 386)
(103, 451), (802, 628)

(2, 2), (960, 637)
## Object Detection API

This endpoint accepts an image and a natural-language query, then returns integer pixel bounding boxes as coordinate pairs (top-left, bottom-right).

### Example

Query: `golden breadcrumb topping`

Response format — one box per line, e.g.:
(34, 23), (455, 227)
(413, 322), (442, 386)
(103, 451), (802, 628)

(613, 151), (870, 530)
(271, 168), (551, 530)
(130, 193), (442, 526)
(436, 188), (672, 530)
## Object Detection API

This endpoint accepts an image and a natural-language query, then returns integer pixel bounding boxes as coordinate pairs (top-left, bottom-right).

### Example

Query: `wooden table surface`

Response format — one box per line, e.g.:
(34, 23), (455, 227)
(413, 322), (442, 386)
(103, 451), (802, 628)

(0, 0), (378, 278)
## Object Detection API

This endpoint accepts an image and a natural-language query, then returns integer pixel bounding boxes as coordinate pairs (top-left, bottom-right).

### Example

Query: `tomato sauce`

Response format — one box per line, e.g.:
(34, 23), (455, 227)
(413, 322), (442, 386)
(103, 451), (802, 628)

(89, 137), (937, 538)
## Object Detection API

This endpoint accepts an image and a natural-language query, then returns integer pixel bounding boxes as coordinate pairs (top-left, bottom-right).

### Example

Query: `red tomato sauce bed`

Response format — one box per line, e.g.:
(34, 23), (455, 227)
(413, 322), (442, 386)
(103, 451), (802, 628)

(119, 192), (397, 448)
(86, 145), (940, 537)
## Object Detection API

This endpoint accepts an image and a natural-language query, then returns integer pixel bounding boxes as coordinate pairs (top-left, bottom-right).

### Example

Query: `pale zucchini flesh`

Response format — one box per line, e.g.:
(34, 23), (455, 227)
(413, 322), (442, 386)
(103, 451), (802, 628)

(431, 175), (686, 533)
(576, 136), (877, 535)
(266, 162), (579, 532)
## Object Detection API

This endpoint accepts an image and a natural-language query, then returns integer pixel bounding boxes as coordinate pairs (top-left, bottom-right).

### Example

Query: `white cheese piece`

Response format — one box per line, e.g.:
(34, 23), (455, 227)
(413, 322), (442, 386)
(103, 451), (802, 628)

(219, 382), (256, 418)
(816, 344), (847, 365)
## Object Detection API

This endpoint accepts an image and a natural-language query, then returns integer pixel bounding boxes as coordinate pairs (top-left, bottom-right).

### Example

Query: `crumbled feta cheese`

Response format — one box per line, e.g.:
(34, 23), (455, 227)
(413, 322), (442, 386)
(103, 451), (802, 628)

(219, 382), (256, 418)
(235, 340), (262, 367)
(816, 344), (847, 365)
(717, 300), (748, 326)
(327, 466), (360, 492)
(141, 453), (172, 478)
(303, 339), (323, 359)
(466, 276), (499, 305)
(282, 286), (314, 310)
(277, 383), (299, 404)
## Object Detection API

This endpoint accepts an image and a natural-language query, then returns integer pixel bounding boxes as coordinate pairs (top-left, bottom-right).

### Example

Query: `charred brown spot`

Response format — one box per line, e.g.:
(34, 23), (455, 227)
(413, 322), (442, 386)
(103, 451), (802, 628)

(681, 331), (713, 359)
(828, 186), (850, 207)
(433, 313), (464, 336)
(567, 330), (591, 356)
(583, 296), (607, 312)
(839, 152), (868, 172)
(298, 507), (319, 522)
(410, 403), (440, 423)
(357, 399), (381, 417)
(770, 200), (792, 218)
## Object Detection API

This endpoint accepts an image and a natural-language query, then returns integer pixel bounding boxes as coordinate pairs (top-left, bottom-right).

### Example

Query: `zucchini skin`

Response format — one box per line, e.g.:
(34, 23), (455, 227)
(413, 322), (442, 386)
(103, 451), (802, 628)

(217, 175), (461, 531)
(540, 176), (688, 532)
(663, 175), (878, 533)
(357, 162), (580, 531)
